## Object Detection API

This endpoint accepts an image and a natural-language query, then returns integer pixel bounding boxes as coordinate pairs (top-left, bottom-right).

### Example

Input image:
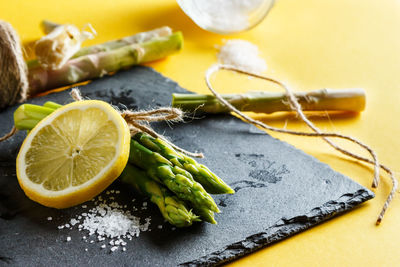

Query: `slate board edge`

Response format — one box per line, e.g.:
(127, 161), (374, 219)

(180, 188), (373, 266)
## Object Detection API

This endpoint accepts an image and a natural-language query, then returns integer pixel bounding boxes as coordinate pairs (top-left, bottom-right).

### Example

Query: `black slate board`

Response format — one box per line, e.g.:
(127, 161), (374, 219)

(0, 66), (373, 266)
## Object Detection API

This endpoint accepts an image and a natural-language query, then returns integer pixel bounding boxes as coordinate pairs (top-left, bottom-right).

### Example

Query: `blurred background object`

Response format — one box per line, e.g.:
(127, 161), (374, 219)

(177, 0), (275, 34)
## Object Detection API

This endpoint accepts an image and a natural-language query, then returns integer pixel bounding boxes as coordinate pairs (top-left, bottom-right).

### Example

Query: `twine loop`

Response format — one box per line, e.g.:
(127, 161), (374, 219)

(205, 64), (398, 225)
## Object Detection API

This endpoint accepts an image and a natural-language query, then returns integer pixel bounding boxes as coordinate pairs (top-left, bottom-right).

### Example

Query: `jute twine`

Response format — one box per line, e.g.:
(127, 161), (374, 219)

(0, 20), (29, 109)
(70, 88), (203, 158)
(205, 64), (398, 225)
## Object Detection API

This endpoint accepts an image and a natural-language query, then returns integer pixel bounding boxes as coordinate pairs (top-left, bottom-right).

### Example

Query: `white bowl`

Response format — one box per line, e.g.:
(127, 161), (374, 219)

(177, 0), (275, 34)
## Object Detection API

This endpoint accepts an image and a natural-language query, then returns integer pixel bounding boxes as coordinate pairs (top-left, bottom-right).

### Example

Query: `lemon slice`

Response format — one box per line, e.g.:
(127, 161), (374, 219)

(16, 100), (131, 208)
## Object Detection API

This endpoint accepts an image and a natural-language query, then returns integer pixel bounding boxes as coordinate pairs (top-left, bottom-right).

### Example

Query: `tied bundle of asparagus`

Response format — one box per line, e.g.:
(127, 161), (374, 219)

(28, 22), (183, 95)
(13, 101), (235, 227)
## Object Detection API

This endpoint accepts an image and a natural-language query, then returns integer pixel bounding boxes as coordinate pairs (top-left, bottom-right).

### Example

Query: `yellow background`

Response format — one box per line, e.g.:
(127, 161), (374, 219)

(2, 0), (400, 265)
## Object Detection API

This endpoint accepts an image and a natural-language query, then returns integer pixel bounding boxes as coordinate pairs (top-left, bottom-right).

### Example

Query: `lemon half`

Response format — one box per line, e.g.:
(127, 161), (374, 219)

(16, 100), (131, 208)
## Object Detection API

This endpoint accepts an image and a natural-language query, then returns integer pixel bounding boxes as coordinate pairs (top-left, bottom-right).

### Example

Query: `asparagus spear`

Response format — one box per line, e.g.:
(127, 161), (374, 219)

(172, 88), (366, 114)
(27, 24), (173, 69)
(133, 132), (234, 194)
(120, 163), (200, 227)
(28, 31), (183, 95)
(194, 207), (217, 225)
(129, 139), (220, 214)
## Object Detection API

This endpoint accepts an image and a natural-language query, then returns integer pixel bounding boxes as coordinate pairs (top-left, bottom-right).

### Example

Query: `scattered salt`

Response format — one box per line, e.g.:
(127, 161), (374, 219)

(56, 194), (151, 253)
(82, 205), (87, 208)
(157, 225), (163, 229)
(47, 216), (52, 221)
(218, 39), (267, 74)
(85, 248), (88, 252)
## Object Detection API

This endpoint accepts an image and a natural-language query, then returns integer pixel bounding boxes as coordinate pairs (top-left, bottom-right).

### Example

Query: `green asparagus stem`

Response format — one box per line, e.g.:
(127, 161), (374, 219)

(28, 23), (173, 68)
(13, 104), (54, 130)
(129, 139), (220, 214)
(172, 88), (366, 114)
(28, 31), (183, 95)
(120, 163), (200, 227)
(74, 26), (173, 59)
(133, 132), (234, 194)
(43, 101), (62, 110)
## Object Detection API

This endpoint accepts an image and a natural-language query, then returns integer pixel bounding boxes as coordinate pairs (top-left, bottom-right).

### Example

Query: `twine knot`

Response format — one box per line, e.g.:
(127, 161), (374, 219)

(70, 88), (203, 158)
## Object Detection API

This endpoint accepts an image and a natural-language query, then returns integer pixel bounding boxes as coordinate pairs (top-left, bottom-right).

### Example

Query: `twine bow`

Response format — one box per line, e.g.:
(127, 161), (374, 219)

(70, 88), (203, 158)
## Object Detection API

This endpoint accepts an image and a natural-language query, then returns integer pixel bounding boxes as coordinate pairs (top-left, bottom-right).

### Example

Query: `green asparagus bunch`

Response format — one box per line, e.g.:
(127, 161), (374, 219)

(120, 163), (200, 227)
(129, 139), (220, 224)
(133, 132), (234, 194)
(13, 101), (233, 227)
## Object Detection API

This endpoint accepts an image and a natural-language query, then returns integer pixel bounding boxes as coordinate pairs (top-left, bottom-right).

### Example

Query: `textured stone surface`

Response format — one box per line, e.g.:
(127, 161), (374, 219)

(0, 67), (373, 266)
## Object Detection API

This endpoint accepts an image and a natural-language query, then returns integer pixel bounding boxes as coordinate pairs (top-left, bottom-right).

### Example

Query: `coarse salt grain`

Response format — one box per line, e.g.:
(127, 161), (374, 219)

(47, 216), (52, 221)
(66, 236), (71, 242)
(218, 39), (267, 74)
(70, 218), (79, 226)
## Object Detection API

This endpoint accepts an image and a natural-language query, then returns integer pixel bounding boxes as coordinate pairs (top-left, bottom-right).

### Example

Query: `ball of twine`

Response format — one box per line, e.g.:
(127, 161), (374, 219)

(0, 20), (28, 109)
